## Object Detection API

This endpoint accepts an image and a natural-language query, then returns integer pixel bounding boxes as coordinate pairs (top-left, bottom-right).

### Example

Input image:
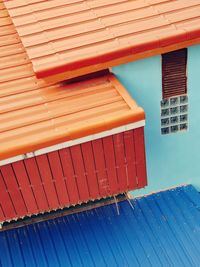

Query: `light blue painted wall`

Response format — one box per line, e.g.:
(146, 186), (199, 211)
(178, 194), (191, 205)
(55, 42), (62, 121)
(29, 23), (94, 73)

(112, 44), (200, 197)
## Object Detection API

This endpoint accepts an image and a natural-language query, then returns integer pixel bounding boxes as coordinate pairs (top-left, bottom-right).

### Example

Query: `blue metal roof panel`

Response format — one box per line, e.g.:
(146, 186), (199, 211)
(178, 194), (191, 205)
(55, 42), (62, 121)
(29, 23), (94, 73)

(0, 185), (200, 267)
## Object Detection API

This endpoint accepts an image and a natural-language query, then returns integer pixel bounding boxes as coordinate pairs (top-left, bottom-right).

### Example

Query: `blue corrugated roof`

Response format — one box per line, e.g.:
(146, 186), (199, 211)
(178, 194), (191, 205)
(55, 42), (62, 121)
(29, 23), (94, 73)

(0, 185), (200, 267)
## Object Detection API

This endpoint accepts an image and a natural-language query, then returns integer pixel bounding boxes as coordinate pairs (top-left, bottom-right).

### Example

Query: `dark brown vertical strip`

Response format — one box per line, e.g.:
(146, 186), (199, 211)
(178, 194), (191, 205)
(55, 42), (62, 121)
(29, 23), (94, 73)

(162, 48), (187, 99)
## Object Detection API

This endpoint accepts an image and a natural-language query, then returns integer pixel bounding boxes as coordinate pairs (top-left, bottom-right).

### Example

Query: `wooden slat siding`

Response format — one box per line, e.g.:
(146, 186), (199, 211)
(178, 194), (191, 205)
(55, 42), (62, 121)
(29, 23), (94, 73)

(0, 128), (147, 222)
(12, 161), (38, 214)
(102, 136), (119, 194)
(162, 48), (187, 99)
(24, 158), (49, 211)
(59, 148), (80, 204)
(70, 145), (90, 202)
(47, 151), (70, 207)
(92, 139), (110, 197)
(113, 133), (128, 192)
(0, 171), (16, 220)
(134, 127), (147, 188)
(0, 165), (27, 217)
(81, 142), (100, 199)
(36, 154), (60, 209)
(123, 130), (137, 190)
(0, 205), (5, 223)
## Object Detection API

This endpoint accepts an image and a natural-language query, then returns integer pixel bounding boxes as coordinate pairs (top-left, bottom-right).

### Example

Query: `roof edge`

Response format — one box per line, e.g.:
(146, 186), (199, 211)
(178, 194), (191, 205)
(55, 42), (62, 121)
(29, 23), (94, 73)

(39, 36), (200, 83)
(0, 120), (145, 165)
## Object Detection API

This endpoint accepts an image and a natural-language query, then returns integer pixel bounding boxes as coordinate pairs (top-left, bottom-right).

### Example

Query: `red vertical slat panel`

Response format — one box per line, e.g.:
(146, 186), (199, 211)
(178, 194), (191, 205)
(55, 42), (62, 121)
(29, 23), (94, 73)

(113, 133), (128, 192)
(48, 151), (70, 207)
(0, 205), (5, 222)
(0, 165), (27, 217)
(123, 130), (137, 190)
(92, 139), (109, 197)
(70, 145), (90, 202)
(59, 148), (79, 204)
(0, 126), (147, 222)
(24, 158), (49, 211)
(134, 127), (147, 188)
(0, 171), (16, 220)
(81, 142), (100, 200)
(102, 136), (119, 194)
(36, 154), (60, 209)
(12, 161), (38, 215)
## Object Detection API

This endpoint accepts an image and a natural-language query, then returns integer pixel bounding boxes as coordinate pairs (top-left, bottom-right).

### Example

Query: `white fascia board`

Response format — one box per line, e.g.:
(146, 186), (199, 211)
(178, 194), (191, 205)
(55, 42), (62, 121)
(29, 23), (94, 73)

(0, 120), (145, 166)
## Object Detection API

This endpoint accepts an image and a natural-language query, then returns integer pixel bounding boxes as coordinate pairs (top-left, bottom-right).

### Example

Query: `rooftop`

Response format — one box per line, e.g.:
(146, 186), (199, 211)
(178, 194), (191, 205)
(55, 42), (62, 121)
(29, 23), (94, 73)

(1, 185), (200, 267)
(0, 1), (144, 161)
(4, 0), (200, 81)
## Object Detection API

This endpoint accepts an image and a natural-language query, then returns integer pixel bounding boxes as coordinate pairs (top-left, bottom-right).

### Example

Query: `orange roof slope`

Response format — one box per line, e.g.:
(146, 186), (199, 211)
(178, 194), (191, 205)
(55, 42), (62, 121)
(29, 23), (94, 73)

(0, 0), (144, 161)
(4, 0), (200, 82)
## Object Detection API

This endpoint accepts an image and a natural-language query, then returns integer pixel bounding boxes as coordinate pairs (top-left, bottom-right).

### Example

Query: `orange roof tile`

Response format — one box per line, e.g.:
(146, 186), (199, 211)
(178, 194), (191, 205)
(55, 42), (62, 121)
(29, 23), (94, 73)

(0, 0), (144, 161)
(4, 0), (200, 81)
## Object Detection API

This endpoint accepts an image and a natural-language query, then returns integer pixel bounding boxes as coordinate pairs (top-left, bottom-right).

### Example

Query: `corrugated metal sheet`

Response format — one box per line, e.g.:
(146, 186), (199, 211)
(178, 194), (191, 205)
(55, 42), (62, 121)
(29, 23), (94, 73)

(4, 0), (200, 81)
(0, 128), (147, 223)
(0, 1), (145, 161)
(0, 185), (200, 267)
(162, 48), (187, 99)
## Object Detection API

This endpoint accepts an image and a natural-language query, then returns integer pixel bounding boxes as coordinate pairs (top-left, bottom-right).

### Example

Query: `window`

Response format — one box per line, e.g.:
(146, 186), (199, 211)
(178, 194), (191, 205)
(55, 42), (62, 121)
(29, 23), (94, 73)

(161, 49), (188, 135)
(161, 95), (188, 134)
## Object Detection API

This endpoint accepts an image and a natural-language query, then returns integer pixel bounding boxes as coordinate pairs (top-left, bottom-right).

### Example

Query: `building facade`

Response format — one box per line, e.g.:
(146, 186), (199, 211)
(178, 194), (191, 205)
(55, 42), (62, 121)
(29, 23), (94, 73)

(113, 44), (200, 196)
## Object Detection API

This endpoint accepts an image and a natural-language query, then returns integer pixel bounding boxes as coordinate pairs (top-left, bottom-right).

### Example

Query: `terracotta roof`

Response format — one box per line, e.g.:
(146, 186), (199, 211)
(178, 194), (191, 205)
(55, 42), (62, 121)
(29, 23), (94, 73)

(4, 0), (200, 82)
(0, 0), (144, 161)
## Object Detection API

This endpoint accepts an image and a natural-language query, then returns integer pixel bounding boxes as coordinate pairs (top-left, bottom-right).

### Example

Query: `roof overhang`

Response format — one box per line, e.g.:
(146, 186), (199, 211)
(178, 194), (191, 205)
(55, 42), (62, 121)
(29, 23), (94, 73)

(0, 0), (145, 163)
(4, 0), (200, 82)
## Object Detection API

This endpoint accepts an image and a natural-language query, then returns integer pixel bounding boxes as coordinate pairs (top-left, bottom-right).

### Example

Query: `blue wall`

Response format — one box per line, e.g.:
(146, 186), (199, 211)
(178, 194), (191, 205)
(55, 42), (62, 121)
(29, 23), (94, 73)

(113, 45), (200, 197)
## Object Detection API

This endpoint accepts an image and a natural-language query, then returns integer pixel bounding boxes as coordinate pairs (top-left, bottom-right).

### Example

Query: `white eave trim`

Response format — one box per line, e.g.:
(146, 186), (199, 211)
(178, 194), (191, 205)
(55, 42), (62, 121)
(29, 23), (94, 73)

(0, 120), (145, 166)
